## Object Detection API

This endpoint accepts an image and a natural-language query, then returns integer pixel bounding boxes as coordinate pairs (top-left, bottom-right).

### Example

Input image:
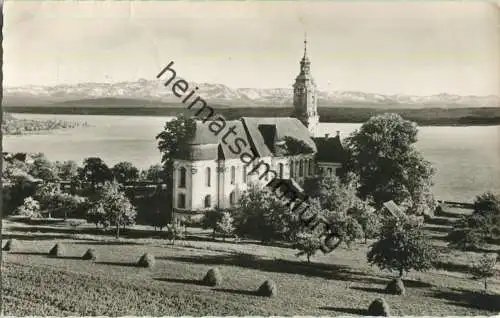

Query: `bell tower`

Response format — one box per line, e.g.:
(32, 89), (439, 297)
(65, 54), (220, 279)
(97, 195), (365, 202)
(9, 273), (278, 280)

(292, 35), (319, 136)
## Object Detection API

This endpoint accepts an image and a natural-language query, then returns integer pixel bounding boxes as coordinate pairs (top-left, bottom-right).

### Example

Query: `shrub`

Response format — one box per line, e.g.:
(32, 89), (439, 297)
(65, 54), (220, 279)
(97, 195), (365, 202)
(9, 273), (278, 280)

(137, 253), (155, 268)
(2, 239), (19, 251)
(257, 280), (277, 297)
(82, 248), (97, 261)
(367, 298), (390, 316)
(202, 268), (222, 287)
(385, 278), (405, 296)
(165, 221), (186, 245)
(48, 243), (64, 257)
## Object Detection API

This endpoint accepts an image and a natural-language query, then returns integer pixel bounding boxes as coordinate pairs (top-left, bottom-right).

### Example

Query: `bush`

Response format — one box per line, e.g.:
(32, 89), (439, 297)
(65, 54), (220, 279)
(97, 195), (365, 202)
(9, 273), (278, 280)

(202, 268), (222, 287)
(137, 253), (155, 268)
(82, 248), (97, 261)
(367, 298), (390, 316)
(385, 278), (405, 296)
(165, 221), (186, 244)
(2, 239), (19, 251)
(257, 280), (277, 297)
(48, 243), (64, 257)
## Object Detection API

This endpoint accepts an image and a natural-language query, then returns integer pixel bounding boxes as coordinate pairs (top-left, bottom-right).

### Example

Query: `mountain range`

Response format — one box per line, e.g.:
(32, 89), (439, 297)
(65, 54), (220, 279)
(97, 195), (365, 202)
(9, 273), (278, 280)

(4, 79), (500, 108)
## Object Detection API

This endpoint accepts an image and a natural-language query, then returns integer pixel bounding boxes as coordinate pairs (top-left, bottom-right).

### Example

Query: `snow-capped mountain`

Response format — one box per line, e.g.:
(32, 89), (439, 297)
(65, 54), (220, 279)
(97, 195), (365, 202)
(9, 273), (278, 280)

(4, 79), (500, 108)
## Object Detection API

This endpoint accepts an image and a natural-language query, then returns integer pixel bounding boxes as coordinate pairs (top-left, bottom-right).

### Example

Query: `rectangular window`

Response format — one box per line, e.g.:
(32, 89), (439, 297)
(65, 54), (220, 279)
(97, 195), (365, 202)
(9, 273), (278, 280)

(243, 166), (247, 183)
(231, 166), (236, 185)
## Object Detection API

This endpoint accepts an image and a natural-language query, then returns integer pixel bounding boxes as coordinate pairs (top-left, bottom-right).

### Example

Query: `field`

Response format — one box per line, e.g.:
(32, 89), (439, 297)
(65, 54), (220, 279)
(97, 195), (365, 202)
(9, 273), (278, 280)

(2, 205), (500, 316)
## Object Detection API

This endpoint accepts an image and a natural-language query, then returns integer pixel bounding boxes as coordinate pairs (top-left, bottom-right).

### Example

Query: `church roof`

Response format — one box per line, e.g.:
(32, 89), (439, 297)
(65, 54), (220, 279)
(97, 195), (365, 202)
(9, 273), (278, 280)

(242, 117), (317, 157)
(313, 135), (347, 163)
(218, 120), (252, 160)
(180, 117), (317, 161)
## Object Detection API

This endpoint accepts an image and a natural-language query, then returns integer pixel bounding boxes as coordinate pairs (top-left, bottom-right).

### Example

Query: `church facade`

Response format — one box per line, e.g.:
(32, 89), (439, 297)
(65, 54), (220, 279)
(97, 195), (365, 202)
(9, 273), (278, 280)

(171, 39), (345, 214)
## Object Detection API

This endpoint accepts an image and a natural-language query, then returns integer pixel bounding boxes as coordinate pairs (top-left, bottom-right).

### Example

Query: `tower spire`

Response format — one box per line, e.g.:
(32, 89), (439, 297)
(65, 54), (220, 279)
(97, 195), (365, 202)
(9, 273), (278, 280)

(293, 34), (319, 136)
(303, 32), (308, 58)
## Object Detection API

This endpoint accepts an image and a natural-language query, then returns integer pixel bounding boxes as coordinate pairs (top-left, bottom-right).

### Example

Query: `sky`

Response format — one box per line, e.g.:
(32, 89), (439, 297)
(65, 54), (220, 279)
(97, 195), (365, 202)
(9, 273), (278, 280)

(4, 1), (500, 96)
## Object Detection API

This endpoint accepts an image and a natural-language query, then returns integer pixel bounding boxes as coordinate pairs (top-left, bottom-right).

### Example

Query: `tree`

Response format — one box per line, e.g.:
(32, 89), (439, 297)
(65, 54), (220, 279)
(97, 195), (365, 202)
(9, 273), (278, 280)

(89, 181), (137, 238)
(29, 153), (58, 182)
(3, 170), (38, 215)
(295, 227), (324, 263)
(79, 157), (113, 191)
(473, 192), (500, 216)
(17, 197), (41, 218)
(367, 215), (437, 278)
(111, 161), (139, 184)
(140, 164), (166, 182)
(448, 192), (500, 250)
(216, 211), (235, 241)
(51, 193), (87, 220)
(234, 184), (298, 243)
(303, 174), (366, 252)
(344, 113), (436, 214)
(34, 183), (61, 218)
(56, 160), (79, 181)
(156, 115), (197, 216)
(354, 208), (383, 243)
(470, 253), (497, 292)
(306, 174), (362, 214)
(86, 201), (107, 229)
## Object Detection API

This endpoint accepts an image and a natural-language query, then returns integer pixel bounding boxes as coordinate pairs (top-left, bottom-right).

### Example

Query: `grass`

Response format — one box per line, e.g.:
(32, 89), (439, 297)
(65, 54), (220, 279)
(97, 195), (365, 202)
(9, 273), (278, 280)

(2, 206), (500, 316)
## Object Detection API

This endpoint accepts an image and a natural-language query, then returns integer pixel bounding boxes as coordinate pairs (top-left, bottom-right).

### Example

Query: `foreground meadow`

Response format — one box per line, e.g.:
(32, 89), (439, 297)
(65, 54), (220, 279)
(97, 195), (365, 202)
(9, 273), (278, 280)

(3, 207), (500, 316)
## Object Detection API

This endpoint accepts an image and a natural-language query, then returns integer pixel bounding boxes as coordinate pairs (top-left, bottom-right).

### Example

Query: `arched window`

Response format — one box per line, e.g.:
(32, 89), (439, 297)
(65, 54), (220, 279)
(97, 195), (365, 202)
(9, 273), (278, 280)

(206, 167), (211, 187)
(231, 166), (236, 184)
(179, 167), (187, 188)
(243, 165), (247, 183)
(299, 160), (304, 177)
(278, 163), (284, 178)
(178, 193), (186, 209)
(229, 191), (236, 206)
(204, 195), (211, 208)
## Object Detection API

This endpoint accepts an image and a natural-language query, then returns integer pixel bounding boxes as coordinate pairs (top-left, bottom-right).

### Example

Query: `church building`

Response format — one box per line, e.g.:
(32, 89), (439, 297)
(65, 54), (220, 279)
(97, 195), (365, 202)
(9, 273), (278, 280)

(171, 39), (346, 215)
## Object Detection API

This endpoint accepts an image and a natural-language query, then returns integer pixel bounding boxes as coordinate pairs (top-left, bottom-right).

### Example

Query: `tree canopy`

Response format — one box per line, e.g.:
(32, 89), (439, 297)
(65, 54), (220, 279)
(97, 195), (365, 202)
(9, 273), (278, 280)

(367, 215), (437, 277)
(86, 181), (137, 238)
(344, 113), (436, 214)
(79, 157), (113, 189)
(111, 161), (139, 184)
(156, 115), (196, 170)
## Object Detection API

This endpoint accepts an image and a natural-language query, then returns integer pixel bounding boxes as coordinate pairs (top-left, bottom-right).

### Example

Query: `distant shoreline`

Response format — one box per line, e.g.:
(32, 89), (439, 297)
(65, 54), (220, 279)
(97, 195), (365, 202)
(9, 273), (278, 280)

(5, 106), (500, 127)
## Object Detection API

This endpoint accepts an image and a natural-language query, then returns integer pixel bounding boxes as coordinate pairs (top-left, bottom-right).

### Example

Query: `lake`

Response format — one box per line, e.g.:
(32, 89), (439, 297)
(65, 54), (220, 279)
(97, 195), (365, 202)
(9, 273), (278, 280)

(4, 113), (500, 202)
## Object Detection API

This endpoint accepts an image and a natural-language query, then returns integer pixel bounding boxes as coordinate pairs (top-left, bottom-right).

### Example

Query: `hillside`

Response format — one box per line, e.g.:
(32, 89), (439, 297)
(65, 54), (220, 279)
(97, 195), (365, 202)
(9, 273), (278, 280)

(4, 80), (500, 109)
